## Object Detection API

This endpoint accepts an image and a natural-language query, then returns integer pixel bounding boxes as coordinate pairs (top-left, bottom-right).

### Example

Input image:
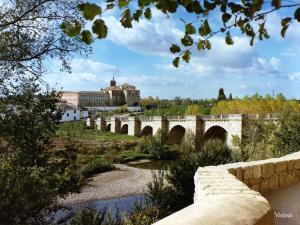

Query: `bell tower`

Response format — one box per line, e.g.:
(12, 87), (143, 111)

(110, 76), (116, 87)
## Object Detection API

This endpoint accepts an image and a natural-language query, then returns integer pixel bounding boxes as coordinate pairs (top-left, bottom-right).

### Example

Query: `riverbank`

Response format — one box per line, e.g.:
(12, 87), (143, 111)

(61, 164), (155, 205)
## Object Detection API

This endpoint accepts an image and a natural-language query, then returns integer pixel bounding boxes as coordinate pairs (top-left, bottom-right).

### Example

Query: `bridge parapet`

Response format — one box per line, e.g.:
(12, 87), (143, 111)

(153, 151), (300, 225)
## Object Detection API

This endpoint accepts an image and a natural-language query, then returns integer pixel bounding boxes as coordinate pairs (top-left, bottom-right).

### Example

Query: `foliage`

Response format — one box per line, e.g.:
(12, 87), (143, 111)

(137, 136), (166, 159)
(232, 119), (276, 162)
(62, 0), (300, 66)
(155, 128), (168, 145)
(185, 104), (203, 115)
(0, 83), (81, 225)
(0, 0), (87, 83)
(146, 139), (232, 217)
(217, 88), (227, 101)
(113, 104), (129, 114)
(212, 93), (300, 114)
(273, 113), (300, 157)
(69, 207), (123, 225)
(179, 129), (196, 154)
(124, 202), (160, 225)
(79, 158), (116, 179)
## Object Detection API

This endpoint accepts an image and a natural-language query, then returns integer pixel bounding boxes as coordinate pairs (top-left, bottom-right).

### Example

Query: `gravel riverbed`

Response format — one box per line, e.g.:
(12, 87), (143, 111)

(61, 164), (155, 205)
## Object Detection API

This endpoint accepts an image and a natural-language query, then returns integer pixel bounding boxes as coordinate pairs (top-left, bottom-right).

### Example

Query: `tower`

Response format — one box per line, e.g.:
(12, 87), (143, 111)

(110, 76), (116, 87)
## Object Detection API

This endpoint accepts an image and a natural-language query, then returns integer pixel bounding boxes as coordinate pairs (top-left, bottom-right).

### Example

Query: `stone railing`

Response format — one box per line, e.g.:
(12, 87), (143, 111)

(153, 151), (300, 225)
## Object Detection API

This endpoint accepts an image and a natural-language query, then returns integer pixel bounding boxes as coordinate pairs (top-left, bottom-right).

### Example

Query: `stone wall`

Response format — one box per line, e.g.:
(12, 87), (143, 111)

(153, 151), (300, 225)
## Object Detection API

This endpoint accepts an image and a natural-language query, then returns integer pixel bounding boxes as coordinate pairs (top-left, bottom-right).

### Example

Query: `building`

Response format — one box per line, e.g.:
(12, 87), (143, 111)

(61, 77), (140, 108)
(58, 101), (89, 122)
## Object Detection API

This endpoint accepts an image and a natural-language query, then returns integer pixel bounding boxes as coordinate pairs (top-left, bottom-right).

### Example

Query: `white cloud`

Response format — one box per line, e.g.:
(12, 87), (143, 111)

(45, 58), (121, 90)
(156, 36), (282, 78)
(288, 72), (300, 81)
(104, 9), (183, 56)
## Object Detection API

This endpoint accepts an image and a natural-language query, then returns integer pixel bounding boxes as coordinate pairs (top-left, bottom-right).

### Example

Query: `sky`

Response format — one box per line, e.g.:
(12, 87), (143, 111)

(45, 2), (300, 100)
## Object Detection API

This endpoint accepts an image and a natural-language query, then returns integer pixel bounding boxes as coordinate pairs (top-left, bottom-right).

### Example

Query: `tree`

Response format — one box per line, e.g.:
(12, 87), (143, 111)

(0, 1), (87, 224)
(273, 113), (300, 156)
(185, 104), (203, 115)
(0, 0), (87, 89)
(217, 88), (227, 101)
(62, 0), (300, 67)
(0, 82), (81, 225)
(228, 93), (233, 100)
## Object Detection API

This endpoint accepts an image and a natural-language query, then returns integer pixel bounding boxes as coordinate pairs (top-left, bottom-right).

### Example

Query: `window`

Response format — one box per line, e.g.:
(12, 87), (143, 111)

(67, 113), (69, 117)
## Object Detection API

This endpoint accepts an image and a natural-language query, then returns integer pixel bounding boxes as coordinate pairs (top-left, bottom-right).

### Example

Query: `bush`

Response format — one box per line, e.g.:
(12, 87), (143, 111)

(146, 139), (232, 217)
(137, 136), (165, 159)
(80, 159), (115, 178)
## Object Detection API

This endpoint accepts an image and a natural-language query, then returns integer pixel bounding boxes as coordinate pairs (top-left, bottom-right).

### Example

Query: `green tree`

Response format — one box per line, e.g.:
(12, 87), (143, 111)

(0, 83), (81, 225)
(63, 0), (300, 66)
(217, 88), (227, 101)
(228, 93), (233, 100)
(146, 139), (232, 218)
(185, 104), (203, 115)
(0, 1), (87, 224)
(273, 113), (300, 156)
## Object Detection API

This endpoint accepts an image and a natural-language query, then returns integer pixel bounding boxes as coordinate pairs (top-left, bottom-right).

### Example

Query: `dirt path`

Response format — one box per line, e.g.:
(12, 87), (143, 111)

(265, 182), (300, 225)
(61, 164), (155, 205)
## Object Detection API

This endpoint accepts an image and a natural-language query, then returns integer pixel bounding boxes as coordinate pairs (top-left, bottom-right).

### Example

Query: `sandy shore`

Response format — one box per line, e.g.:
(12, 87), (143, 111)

(61, 164), (155, 205)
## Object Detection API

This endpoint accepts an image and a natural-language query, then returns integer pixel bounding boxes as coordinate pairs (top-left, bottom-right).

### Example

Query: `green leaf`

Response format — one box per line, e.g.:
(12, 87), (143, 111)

(182, 50), (191, 63)
(197, 40), (205, 50)
(173, 57), (180, 67)
(106, 3), (115, 10)
(118, 0), (130, 8)
(271, 0), (281, 9)
(225, 31), (234, 45)
(222, 13), (232, 23)
(60, 21), (81, 37)
(78, 3), (101, 21)
(133, 10), (142, 22)
(92, 19), (107, 39)
(205, 40), (211, 49)
(199, 20), (211, 36)
(281, 17), (292, 26)
(170, 44), (181, 53)
(294, 7), (300, 22)
(144, 8), (152, 19)
(204, 0), (216, 10)
(281, 25), (289, 38)
(120, 8), (132, 28)
(181, 34), (193, 46)
(185, 23), (196, 34)
(80, 30), (93, 44)
(193, 1), (204, 14)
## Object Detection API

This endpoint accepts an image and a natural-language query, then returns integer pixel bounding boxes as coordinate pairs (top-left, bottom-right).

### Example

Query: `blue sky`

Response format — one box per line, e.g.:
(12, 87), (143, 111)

(45, 3), (300, 99)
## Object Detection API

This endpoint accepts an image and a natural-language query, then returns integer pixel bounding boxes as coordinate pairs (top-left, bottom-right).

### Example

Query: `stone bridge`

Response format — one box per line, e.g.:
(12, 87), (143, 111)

(95, 114), (278, 149)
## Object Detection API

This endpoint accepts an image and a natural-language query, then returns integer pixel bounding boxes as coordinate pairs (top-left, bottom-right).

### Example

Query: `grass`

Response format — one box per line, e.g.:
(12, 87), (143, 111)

(54, 121), (151, 178)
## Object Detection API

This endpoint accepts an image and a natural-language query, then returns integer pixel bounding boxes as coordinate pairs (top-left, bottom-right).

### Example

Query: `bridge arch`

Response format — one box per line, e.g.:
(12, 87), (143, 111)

(141, 126), (153, 137)
(106, 123), (111, 132)
(120, 124), (128, 134)
(204, 125), (228, 143)
(167, 125), (186, 144)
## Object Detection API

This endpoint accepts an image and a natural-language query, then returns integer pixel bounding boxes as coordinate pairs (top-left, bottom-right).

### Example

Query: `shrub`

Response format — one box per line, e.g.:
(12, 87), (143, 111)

(80, 159), (115, 178)
(146, 139), (232, 217)
(137, 136), (165, 159)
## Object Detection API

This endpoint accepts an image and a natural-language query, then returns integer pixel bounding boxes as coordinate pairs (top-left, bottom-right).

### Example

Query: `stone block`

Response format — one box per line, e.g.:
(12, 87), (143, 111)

(235, 167), (244, 181)
(252, 164), (262, 179)
(287, 160), (294, 170)
(259, 179), (269, 194)
(262, 163), (274, 178)
(275, 161), (287, 172)
(227, 168), (236, 176)
(243, 166), (252, 180)
(249, 178), (262, 186)
(278, 173), (285, 188)
(294, 159), (300, 169)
